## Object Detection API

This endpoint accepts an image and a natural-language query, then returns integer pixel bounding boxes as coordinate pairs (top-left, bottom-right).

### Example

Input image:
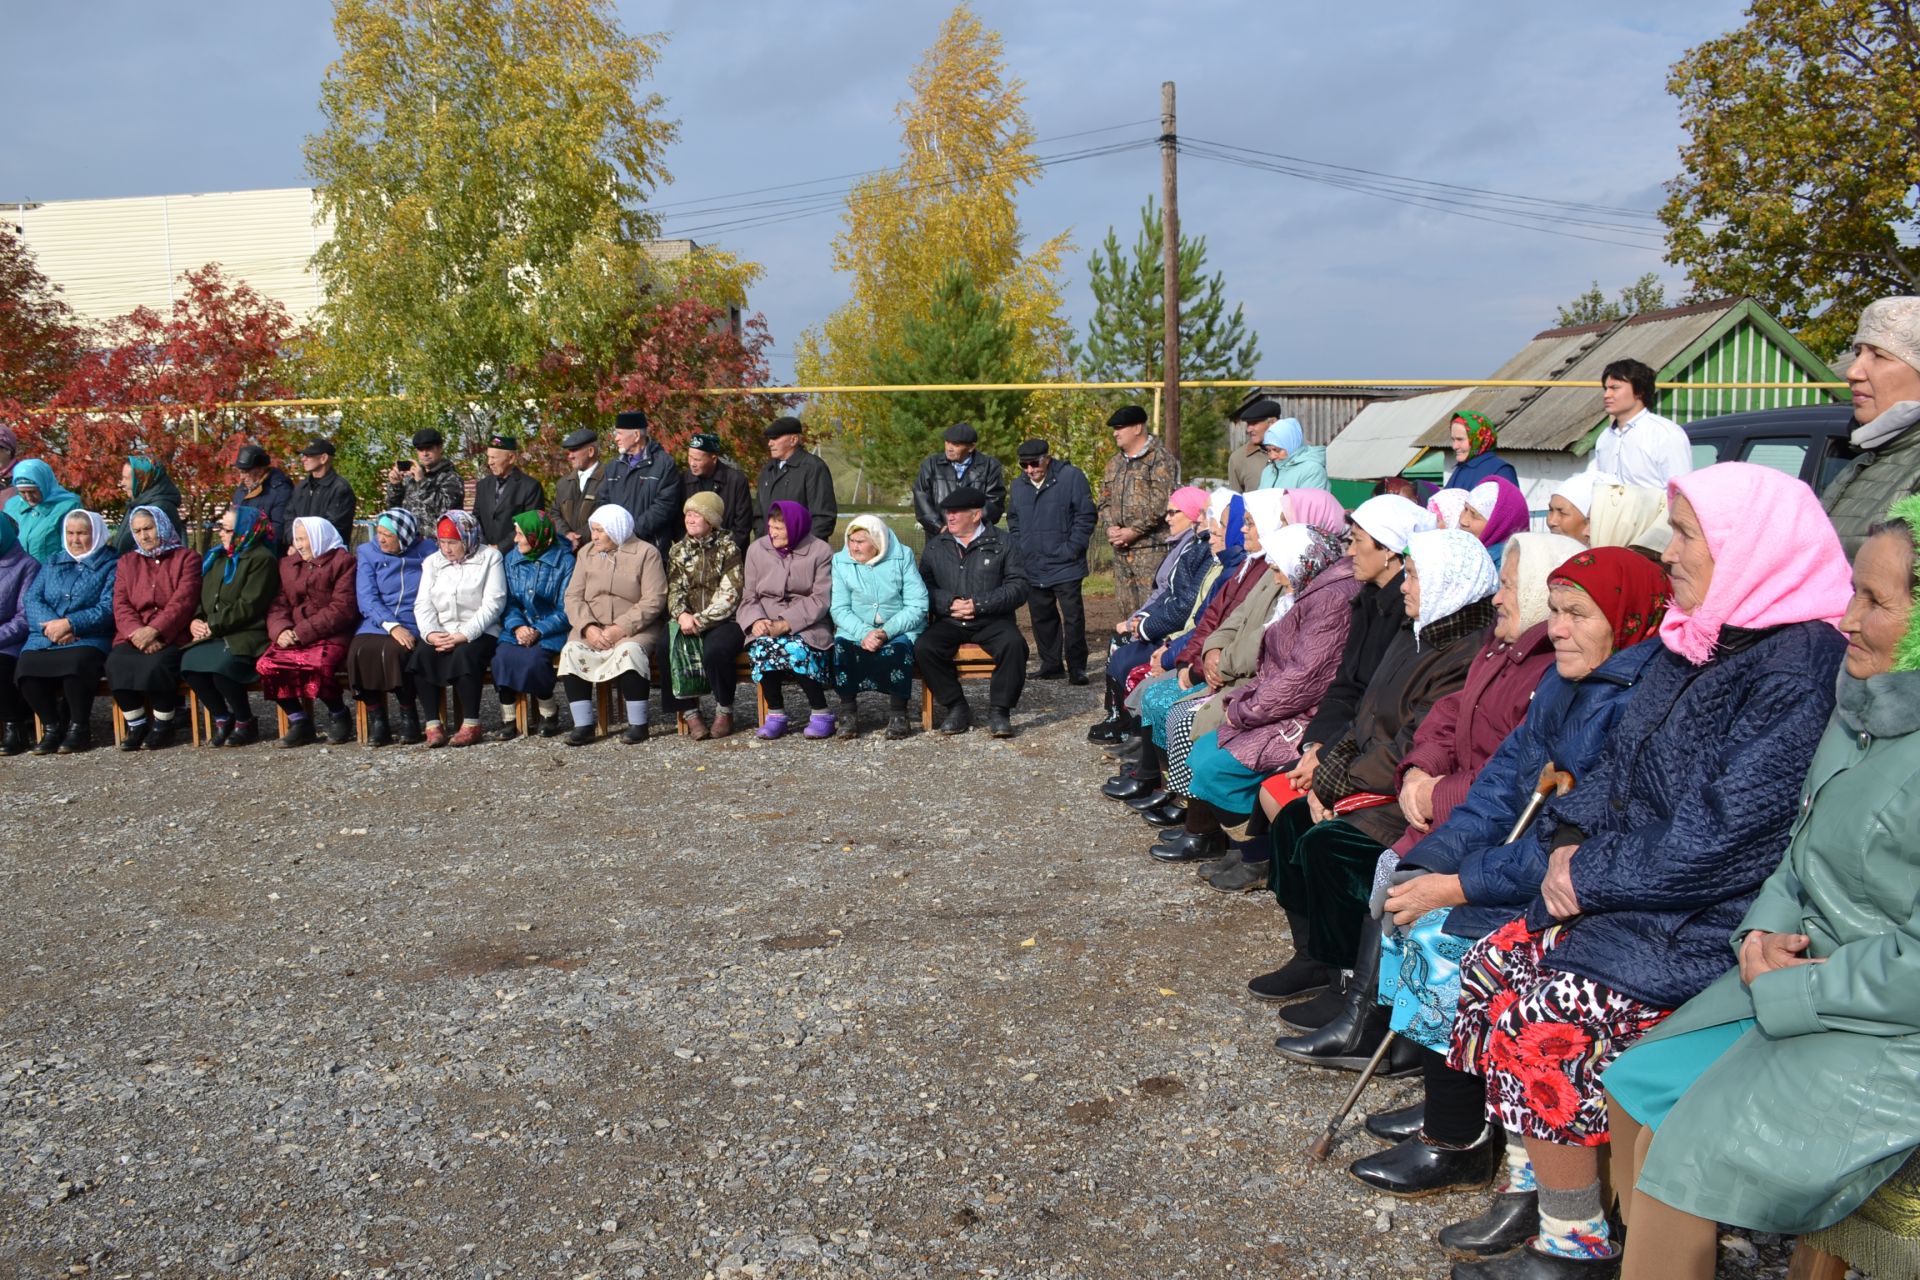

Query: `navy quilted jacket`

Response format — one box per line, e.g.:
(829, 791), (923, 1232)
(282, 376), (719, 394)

(1519, 620), (1846, 1008)
(1136, 534), (1215, 643)
(1403, 638), (1661, 938)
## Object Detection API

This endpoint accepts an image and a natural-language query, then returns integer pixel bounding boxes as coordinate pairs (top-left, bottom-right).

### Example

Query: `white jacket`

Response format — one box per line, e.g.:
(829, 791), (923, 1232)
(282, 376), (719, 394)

(415, 544), (507, 641)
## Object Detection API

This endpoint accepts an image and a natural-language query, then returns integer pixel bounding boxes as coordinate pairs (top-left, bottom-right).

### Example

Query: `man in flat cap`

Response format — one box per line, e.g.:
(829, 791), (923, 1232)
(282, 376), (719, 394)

(231, 442), (294, 552)
(911, 421), (1007, 537)
(286, 437), (357, 547)
(548, 428), (607, 553)
(1230, 399), (1281, 494)
(385, 426), (467, 532)
(472, 433), (547, 553)
(1006, 438), (1095, 684)
(1825, 295), (1920, 555)
(916, 485), (1029, 737)
(755, 416), (837, 542)
(600, 409), (683, 559)
(680, 431), (754, 552)
(1096, 404), (1181, 615)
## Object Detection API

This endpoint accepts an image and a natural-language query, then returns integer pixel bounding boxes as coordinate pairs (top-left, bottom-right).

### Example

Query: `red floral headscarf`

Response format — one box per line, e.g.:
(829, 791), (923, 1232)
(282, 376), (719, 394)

(1548, 547), (1672, 652)
(1453, 410), (1498, 458)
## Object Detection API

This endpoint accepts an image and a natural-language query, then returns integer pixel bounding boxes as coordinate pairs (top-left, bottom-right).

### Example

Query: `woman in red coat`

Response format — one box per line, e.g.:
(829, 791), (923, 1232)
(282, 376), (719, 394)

(105, 504), (203, 751)
(255, 516), (360, 747)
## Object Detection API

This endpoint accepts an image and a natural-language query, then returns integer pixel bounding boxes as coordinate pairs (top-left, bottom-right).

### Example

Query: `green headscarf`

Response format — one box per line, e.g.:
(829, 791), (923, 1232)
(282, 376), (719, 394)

(513, 509), (556, 560)
(1453, 410), (1498, 458)
(127, 455), (163, 499)
(1887, 493), (1920, 674)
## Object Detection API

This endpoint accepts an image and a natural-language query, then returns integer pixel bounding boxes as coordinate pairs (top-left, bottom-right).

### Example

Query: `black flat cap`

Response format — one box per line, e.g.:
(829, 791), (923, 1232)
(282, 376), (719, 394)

(943, 422), (977, 445)
(1236, 398), (1283, 423)
(298, 438), (335, 458)
(1016, 438), (1049, 460)
(613, 410), (649, 433)
(1106, 405), (1149, 429)
(560, 428), (598, 450)
(488, 433), (519, 451)
(411, 428), (444, 449)
(938, 485), (987, 511)
(233, 444), (270, 469)
(765, 416), (804, 440)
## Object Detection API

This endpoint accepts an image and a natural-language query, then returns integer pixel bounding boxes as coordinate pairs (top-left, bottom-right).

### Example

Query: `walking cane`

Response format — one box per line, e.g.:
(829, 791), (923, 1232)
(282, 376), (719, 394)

(1305, 761), (1575, 1163)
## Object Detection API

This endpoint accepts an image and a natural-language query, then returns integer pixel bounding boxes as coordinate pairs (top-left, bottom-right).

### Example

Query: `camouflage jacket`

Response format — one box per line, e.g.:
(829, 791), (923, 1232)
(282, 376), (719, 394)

(1097, 437), (1181, 547)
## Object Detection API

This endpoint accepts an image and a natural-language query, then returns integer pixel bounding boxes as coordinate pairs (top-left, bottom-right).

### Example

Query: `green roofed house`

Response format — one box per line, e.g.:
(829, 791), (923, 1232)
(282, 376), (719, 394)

(1326, 296), (1844, 513)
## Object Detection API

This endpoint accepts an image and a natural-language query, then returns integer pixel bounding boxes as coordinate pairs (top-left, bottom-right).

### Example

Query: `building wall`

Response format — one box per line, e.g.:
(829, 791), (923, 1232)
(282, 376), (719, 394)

(1660, 320), (1841, 424)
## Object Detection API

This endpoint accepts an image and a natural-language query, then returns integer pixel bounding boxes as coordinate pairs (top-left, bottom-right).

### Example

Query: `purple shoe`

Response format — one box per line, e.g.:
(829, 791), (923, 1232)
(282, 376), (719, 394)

(802, 712), (836, 739)
(755, 711), (789, 740)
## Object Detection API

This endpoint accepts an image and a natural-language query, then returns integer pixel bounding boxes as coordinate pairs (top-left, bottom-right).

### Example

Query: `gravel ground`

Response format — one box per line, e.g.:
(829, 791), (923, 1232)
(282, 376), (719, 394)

(1, 602), (1812, 1278)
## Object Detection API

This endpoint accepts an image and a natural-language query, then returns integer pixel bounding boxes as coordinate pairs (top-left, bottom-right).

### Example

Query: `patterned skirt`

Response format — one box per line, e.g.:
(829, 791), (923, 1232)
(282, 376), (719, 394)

(557, 638), (647, 684)
(1140, 670), (1207, 750)
(747, 635), (830, 686)
(1378, 907), (1477, 1053)
(255, 637), (351, 702)
(1446, 919), (1670, 1146)
(1163, 693), (1215, 796)
(832, 636), (914, 700)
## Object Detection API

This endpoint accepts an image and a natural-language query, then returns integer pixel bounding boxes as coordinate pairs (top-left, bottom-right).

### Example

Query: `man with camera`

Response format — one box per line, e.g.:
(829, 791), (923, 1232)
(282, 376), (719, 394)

(384, 428), (467, 531)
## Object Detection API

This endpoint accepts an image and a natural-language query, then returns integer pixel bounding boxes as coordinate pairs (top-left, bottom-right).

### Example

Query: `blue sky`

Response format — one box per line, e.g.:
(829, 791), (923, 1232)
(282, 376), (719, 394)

(1, 0), (1750, 384)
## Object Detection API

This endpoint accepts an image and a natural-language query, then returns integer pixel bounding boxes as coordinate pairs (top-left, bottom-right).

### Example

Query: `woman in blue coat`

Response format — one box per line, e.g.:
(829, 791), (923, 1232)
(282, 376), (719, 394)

(830, 514), (929, 740)
(1442, 411), (1520, 492)
(15, 509), (117, 754)
(491, 511), (573, 739)
(346, 508), (434, 746)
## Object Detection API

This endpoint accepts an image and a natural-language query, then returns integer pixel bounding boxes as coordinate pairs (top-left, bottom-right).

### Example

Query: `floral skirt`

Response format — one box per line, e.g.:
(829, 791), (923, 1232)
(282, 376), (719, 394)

(832, 636), (914, 700)
(1378, 907), (1476, 1053)
(748, 635), (830, 686)
(1140, 670), (1207, 750)
(1446, 919), (1670, 1146)
(557, 638), (647, 684)
(255, 637), (351, 702)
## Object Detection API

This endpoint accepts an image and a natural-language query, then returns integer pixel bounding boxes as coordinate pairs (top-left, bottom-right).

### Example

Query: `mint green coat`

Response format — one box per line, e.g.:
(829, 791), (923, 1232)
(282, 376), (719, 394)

(1626, 670), (1920, 1232)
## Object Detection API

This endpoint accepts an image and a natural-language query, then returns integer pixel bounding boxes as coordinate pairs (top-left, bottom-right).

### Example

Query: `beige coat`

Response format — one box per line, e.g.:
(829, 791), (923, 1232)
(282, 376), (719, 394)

(564, 537), (666, 649)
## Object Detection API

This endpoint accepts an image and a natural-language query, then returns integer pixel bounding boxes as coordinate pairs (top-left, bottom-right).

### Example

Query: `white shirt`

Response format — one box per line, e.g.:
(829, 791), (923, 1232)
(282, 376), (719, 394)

(1589, 408), (1694, 489)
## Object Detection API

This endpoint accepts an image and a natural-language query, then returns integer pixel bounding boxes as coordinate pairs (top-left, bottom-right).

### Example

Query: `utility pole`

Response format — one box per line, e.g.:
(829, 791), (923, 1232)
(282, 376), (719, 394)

(1160, 80), (1181, 462)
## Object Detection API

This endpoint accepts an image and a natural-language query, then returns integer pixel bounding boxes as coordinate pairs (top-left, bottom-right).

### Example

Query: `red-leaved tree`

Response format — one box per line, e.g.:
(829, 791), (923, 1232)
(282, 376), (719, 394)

(0, 224), (87, 443)
(37, 265), (306, 518)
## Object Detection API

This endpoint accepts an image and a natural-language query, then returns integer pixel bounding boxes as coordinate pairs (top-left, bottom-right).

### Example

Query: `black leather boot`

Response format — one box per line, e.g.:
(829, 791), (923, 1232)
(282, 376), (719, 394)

(1438, 1191), (1540, 1261)
(32, 721), (66, 755)
(1365, 1098), (1427, 1142)
(1274, 919), (1420, 1073)
(1279, 981), (1349, 1031)
(142, 717), (179, 751)
(1141, 798), (1186, 827)
(1102, 759), (1158, 800)
(1349, 1127), (1501, 1197)
(1448, 1239), (1615, 1277)
(1086, 678), (1124, 743)
(118, 719), (150, 752)
(2, 719), (32, 755)
(326, 708), (356, 745)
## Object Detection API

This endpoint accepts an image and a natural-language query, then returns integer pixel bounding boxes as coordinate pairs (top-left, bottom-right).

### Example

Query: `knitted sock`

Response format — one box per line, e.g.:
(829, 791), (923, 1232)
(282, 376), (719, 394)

(423, 719), (443, 730)
(460, 718), (480, 728)
(1498, 1130), (1536, 1193)
(535, 697), (557, 718)
(124, 714), (148, 730)
(287, 710), (309, 723)
(625, 700), (649, 725)
(1536, 1180), (1612, 1259)
(569, 699), (595, 727)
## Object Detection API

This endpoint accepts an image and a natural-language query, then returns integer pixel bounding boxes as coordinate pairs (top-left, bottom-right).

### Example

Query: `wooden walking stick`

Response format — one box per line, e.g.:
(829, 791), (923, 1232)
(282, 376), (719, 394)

(1304, 761), (1575, 1163)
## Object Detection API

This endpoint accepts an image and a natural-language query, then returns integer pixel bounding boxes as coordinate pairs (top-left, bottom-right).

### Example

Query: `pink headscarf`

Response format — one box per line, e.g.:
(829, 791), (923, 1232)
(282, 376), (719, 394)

(1659, 462), (1852, 666)
(1280, 488), (1348, 537)
(1168, 486), (1209, 523)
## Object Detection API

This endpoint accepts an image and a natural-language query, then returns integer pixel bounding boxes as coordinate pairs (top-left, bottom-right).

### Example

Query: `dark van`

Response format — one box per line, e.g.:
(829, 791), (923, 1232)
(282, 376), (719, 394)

(1683, 402), (1856, 492)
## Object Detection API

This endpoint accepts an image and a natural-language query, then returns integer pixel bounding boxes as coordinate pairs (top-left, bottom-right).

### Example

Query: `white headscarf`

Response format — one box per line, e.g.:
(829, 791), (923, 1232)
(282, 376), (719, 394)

(1352, 494), (1436, 556)
(1501, 532), (1587, 635)
(1261, 524), (1315, 624)
(844, 513), (892, 560)
(1205, 488), (1235, 524)
(587, 503), (636, 546)
(1241, 488), (1291, 562)
(1427, 489), (1471, 530)
(1406, 528), (1497, 645)
(293, 515), (346, 559)
(1465, 481), (1501, 520)
(64, 509), (111, 564)
(1551, 471), (1613, 519)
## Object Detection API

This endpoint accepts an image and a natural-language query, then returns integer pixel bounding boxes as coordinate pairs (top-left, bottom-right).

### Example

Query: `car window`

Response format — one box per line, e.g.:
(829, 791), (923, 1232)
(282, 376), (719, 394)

(1689, 440), (1723, 470)
(1818, 442), (1857, 492)
(1740, 438), (1809, 479)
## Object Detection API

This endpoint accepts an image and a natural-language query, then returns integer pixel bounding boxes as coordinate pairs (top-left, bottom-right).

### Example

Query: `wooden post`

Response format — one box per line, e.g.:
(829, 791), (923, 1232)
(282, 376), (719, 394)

(1160, 80), (1181, 462)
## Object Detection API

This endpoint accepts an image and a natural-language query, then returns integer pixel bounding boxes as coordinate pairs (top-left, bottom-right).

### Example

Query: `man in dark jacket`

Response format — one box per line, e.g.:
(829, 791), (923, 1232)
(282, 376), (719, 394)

(548, 427), (607, 553)
(286, 437), (358, 547)
(911, 421), (1007, 535)
(384, 427), (466, 531)
(599, 410), (682, 558)
(231, 443), (295, 552)
(472, 433), (547, 552)
(1006, 438), (1095, 683)
(915, 486), (1029, 738)
(681, 431), (754, 551)
(755, 416), (837, 541)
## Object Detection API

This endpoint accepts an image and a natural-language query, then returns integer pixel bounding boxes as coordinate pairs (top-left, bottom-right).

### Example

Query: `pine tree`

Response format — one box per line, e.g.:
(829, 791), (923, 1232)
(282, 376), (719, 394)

(1075, 197), (1260, 476)
(868, 265), (1029, 492)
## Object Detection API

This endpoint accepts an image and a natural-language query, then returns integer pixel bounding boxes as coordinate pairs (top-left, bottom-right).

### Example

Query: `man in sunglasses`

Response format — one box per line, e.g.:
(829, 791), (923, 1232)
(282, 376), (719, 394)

(1006, 438), (1095, 684)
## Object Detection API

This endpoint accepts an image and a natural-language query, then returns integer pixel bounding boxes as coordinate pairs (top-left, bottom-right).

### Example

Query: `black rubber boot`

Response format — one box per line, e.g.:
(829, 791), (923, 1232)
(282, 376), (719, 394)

(1273, 918), (1420, 1073)
(1349, 1127), (1501, 1197)
(1365, 1099), (1427, 1143)
(1437, 1191), (1540, 1261)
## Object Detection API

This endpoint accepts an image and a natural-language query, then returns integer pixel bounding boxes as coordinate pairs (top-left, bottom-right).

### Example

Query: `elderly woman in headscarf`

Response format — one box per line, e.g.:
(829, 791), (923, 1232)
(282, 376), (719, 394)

(1603, 495), (1920, 1278)
(0, 513), (41, 754)
(1586, 479), (1671, 559)
(665, 491), (746, 739)
(1265, 527), (1500, 1075)
(1175, 526), (1359, 863)
(4, 459), (82, 564)
(830, 513), (928, 740)
(1347, 546), (1670, 1227)
(1443, 411), (1520, 491)
(1257, 418), (1332, 492)
(739, 499), (835, 739)
(1545, 472), (1616, 545)
(1439, 463), (1850, 1275)
(410, 509), (506, 748)
(491, 510), (573, 740)
(349, 508), (435, 746)
(255, 516), (360, 748)
(558, 503), (666, 747)
(1458, 475), (1532, 566)
(104, 505), (201, 751)
(179, 506), (278, 747)
(15, 509), (116, 754)
(109, 456), (183, 556)
(1093, 485), (1215, 749)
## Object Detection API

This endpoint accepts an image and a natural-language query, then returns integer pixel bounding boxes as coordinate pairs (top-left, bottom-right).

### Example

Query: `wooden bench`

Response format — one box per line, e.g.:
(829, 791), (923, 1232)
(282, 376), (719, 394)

(920, 643), (996, 729)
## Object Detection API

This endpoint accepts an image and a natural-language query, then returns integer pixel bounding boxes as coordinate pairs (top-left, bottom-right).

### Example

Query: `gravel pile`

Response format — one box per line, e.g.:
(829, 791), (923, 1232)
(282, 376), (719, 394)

(2, 656), (1806, 1277)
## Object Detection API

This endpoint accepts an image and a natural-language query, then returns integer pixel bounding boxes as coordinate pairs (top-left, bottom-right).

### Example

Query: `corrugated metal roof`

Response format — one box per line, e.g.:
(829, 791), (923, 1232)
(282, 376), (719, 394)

(1231, 385), (1413, 447)
(1326, 387), (1474, 479)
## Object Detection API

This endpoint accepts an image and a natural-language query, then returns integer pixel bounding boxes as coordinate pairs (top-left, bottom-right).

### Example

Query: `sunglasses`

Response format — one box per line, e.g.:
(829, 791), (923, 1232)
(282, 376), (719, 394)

(1020, 458), (1048, 469)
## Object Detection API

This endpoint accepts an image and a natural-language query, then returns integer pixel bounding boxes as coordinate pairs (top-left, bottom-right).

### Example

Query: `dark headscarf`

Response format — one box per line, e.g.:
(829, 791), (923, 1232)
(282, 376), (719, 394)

(1548, 546), (1672, 653)
(513, 509), (556, 560)
(204, 505), (271, 584)
(768, 500), (812, 557)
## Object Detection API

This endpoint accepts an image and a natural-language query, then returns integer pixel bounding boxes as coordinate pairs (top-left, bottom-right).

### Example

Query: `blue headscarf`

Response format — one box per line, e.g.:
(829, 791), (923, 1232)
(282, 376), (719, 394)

(127, 504), (183, 558)
(1217, 493), (1248, 574)
(203, 505), (270, 584)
